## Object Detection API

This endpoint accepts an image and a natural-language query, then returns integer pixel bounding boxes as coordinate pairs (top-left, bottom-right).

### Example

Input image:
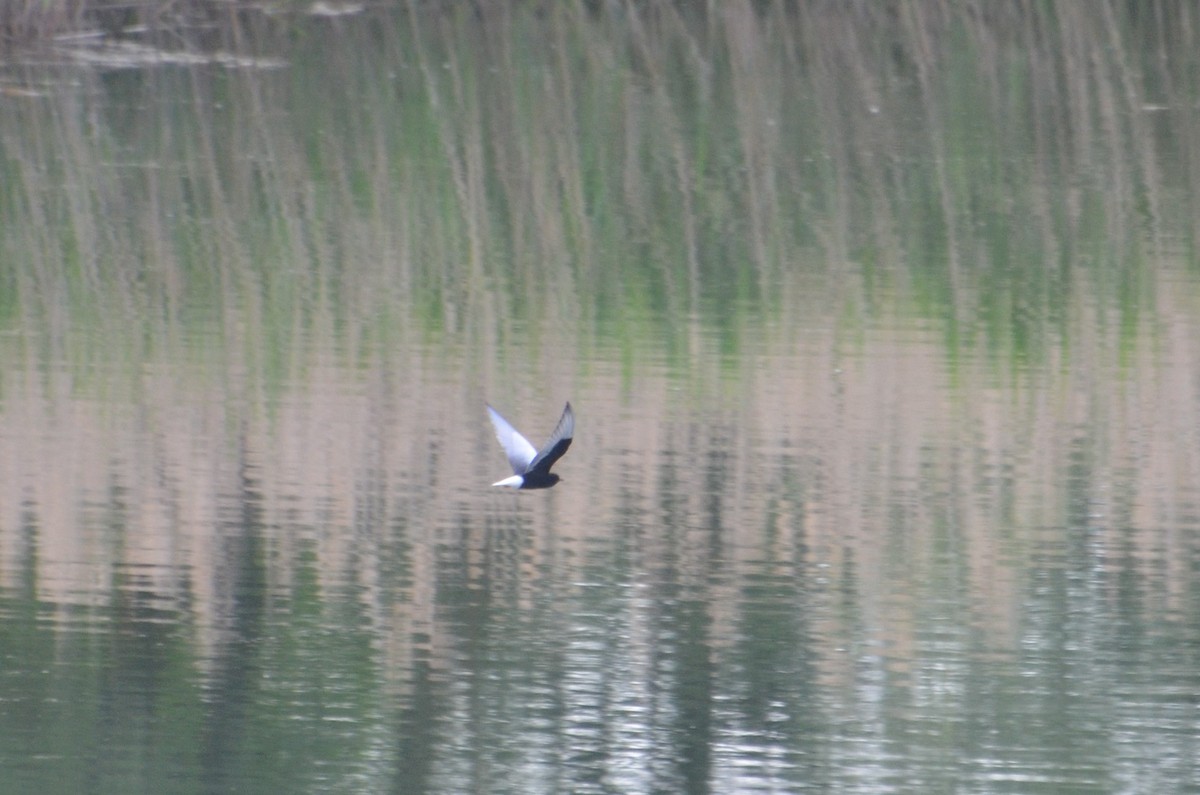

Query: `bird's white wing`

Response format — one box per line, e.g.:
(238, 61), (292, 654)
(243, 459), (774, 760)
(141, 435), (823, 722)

(487, 404), (538, 474)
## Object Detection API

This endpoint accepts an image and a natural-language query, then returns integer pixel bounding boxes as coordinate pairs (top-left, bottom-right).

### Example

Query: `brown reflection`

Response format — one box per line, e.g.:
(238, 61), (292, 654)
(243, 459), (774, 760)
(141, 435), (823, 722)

(3, 287), (1200, 688)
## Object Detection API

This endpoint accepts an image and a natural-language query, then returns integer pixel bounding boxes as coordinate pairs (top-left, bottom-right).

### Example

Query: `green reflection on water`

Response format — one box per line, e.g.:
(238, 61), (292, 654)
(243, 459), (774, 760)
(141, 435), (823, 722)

(2, 2), (1191, 377)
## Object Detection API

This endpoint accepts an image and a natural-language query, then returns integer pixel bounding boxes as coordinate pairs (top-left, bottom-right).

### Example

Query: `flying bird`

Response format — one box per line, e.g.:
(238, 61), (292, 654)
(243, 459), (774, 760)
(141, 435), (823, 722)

(487, 401), (574, 489)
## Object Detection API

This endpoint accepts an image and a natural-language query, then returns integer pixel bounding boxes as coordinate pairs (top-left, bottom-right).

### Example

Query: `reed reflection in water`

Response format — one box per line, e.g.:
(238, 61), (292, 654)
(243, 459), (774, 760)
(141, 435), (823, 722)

(1, 2), (1200, 793)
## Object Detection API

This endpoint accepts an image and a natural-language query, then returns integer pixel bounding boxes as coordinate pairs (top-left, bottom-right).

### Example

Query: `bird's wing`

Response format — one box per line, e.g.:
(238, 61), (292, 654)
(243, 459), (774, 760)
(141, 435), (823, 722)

(527, 402), (574, 475)
(487, 404), (538, 474)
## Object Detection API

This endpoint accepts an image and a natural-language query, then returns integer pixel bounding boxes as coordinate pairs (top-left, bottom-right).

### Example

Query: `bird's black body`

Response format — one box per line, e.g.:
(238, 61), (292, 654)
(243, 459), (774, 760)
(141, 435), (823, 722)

(518, 471), (561, 490)
(517, 436), (573, 489)
(487, 402), (574, 490)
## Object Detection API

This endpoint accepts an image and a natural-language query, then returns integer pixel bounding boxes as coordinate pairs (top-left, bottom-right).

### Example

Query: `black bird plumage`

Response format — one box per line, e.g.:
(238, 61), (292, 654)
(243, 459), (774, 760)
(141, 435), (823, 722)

(487, 402), (574, 489)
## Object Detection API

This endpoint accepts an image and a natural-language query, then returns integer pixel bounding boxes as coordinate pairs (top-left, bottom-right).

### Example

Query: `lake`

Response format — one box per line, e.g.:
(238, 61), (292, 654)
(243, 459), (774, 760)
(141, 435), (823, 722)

(1, 3), (1199, 793)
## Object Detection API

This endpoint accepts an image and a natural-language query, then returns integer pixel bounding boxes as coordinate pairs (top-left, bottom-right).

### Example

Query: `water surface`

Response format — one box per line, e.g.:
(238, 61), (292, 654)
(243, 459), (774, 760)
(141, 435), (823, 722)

(2, 3), (1200, 793)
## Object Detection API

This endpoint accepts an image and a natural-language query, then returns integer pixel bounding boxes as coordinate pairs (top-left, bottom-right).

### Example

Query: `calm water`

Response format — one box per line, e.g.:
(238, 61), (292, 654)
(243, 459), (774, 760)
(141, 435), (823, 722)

(2, 3), (1200, 793)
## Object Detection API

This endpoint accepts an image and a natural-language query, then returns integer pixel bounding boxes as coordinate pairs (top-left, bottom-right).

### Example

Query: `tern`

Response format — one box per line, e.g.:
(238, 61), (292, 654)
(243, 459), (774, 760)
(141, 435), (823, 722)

(487, 401), (574, 489)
